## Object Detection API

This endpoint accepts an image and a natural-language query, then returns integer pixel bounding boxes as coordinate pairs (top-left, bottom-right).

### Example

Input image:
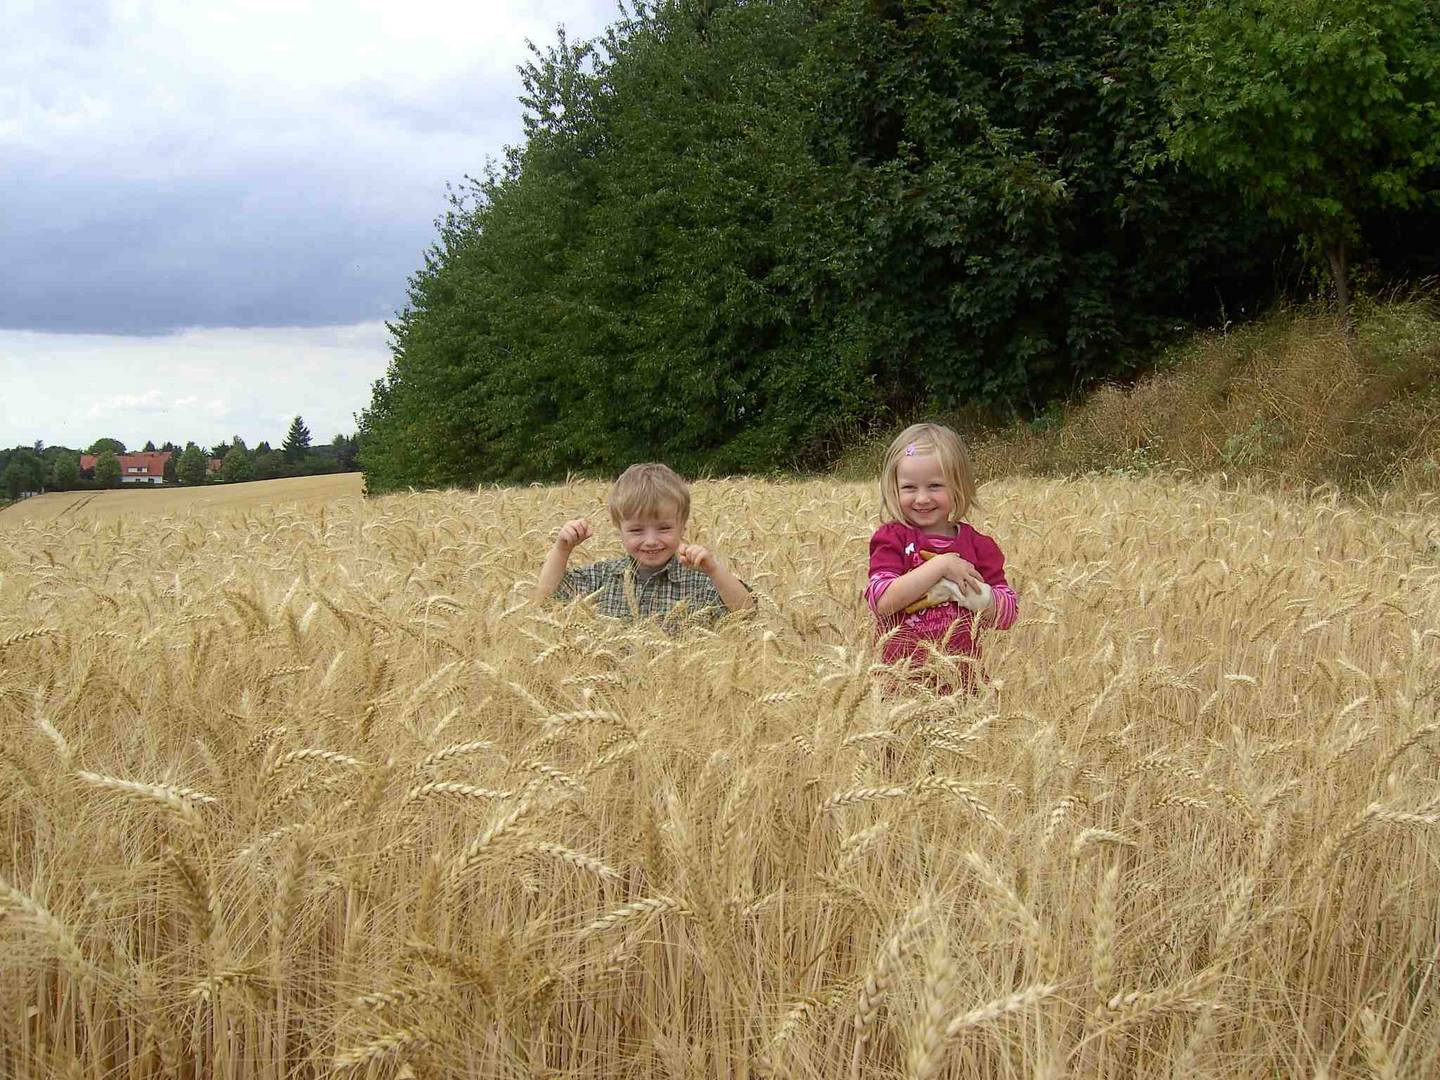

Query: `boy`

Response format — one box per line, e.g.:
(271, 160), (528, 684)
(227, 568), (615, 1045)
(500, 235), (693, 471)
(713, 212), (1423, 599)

(535, 463), (752, 626)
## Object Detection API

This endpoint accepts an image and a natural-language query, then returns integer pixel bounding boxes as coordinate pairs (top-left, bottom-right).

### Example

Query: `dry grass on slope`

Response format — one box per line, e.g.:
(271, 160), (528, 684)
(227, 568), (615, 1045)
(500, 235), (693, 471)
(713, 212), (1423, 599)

(2, 476), (1438, 1078)
(973, 299), (1440, 492)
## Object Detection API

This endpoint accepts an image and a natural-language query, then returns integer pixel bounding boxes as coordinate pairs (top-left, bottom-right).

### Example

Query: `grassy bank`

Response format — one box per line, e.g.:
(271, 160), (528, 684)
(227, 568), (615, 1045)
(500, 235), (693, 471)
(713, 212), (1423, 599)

(842, 295), (1440, 493)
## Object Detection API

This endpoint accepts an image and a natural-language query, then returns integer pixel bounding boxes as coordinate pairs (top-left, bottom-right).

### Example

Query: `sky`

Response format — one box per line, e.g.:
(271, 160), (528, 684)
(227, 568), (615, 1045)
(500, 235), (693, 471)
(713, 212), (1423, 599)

(0, 0), (618, 450)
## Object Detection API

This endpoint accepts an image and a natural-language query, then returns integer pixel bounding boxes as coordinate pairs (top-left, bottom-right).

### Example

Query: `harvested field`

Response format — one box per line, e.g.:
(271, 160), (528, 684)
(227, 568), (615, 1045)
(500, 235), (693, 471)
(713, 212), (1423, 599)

(0, 472), (364, 525)
(1, 476), (1438, 1078)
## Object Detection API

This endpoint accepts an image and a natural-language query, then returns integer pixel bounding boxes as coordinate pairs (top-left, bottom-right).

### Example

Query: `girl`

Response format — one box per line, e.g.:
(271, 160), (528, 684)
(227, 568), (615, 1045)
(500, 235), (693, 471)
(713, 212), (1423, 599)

(865, 423), (1019, 690)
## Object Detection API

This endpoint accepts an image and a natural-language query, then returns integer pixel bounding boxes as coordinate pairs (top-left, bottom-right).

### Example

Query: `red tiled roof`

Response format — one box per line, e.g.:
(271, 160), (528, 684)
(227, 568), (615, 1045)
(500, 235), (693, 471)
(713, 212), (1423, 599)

(80, 451), (172, 475)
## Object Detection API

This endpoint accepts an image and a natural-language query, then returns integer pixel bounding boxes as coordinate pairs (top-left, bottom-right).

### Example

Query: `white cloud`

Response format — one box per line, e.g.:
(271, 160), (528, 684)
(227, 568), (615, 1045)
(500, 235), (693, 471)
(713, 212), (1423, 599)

(0, 321), (391, 448)
(4, 0), (616, 159)
(85, 388), (167, 419)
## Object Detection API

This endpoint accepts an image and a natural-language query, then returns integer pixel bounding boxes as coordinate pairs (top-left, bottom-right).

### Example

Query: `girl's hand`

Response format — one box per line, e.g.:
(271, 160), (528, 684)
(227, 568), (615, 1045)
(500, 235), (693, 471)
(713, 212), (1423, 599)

(929, 552), (986, 596)
(555, 518), (593, 551)
(677, 543), (719, 575)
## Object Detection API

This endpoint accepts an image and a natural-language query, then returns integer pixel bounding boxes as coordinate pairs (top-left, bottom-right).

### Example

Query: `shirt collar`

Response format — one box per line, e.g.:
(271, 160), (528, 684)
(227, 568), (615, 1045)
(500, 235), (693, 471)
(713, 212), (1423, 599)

(624, 555), (677, 578)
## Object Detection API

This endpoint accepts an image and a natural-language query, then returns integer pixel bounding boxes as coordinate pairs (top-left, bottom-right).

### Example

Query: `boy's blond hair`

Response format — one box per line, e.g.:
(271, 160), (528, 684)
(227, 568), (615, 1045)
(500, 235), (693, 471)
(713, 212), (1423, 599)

(608, 463), (691, 525)
(878, 422), (978, 524)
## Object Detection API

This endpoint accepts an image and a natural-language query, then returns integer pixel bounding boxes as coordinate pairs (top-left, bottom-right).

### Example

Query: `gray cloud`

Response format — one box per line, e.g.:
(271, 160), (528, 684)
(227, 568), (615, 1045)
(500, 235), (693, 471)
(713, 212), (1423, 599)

(1, 0), (618, 335)
(3, 161), (440, 333)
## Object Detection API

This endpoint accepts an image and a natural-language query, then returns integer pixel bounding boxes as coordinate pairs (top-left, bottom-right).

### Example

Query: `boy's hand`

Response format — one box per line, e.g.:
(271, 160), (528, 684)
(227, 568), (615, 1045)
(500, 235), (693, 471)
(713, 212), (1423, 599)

(680, 543), (752, 612)
(677, 543), (720, 576)
(555, 518), (593, 552)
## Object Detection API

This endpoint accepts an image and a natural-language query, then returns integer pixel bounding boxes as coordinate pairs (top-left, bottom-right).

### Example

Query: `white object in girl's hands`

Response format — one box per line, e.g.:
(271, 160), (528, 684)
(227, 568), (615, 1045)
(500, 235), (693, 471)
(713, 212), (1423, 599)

(930, 577), (992, 612)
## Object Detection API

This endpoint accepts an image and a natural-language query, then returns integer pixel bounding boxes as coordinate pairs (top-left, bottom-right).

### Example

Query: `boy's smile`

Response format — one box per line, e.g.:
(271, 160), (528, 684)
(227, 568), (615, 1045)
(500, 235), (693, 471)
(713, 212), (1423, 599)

(619, 512), (683, 569)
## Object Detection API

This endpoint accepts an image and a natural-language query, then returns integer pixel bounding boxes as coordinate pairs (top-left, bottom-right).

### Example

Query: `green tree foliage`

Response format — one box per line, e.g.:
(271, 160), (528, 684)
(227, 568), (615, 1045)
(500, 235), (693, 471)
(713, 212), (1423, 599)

(87, 437), (126, 455)
(332, 434), (359, 471)
(359, 0), (1432, 490)
(254, 450), (284, 480)
(177, 444), (209, 486)
(52, 454), (79, 491)
(1158, 0), (1440, 318)
(283, 416), (312, 462)
(789, 0), (1285, 414)
(2, 462), (26, 499)
(94, 450), (121, 488)
(3, 448), (49, 494)
(360, 2), (882, 489)
(220, 446), (255, 483)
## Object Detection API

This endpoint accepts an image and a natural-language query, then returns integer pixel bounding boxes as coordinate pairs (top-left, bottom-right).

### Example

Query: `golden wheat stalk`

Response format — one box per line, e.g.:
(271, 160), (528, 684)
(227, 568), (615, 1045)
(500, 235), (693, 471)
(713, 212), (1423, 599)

(74, 770), (215, 826)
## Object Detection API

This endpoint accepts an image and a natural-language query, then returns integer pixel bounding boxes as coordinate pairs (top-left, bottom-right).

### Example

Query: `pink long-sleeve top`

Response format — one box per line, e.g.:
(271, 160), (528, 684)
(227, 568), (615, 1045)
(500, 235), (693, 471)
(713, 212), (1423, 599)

(865, 521), (1019, 679)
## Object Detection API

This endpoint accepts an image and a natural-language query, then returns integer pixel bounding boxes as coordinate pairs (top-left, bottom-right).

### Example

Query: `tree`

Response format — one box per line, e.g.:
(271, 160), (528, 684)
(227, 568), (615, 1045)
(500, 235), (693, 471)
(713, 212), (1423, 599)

(52, 454), (79, 491)
(94, 449), (122, 488)
(333, 433), (359, 471)
(254, 450), (284, 480)
(1158, 0), (1440, 320)
(2, 462), (26, 499)
(177, 444), (208, 486)
(142, 440), (157, 452)
(221, 447), (255, 483)
(157, 441), (179, 483)
(6, 448), (48, 494)
(359, 0), (1301, 490)
(87, 437), (126, 455)
(283, 416), (312, 462)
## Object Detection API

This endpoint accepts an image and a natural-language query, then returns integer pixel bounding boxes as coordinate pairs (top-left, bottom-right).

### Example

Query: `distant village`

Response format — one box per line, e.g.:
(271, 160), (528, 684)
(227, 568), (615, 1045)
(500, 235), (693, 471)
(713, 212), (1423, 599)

(1, 418), (359, 501)
(78, 449), (212, 485)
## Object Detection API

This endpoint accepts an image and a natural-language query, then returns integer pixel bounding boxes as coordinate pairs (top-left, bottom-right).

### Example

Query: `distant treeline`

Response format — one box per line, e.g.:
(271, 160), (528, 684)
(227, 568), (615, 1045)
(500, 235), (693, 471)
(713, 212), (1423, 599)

(359, 0), (1440, 491)
(1, 423), (359, 498)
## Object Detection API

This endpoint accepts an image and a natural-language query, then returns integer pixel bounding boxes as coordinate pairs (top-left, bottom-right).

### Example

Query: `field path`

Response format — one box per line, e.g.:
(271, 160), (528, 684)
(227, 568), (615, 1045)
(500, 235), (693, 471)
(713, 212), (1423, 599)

(0, 472), (363, 525)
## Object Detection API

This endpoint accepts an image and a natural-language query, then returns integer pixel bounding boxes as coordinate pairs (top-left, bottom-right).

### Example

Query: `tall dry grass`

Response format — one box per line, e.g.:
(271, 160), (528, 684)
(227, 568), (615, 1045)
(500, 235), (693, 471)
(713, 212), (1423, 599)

(2, 476), (1438, 1078)
(969, 301), (1440, 491)
(831, 299), (1440, 492)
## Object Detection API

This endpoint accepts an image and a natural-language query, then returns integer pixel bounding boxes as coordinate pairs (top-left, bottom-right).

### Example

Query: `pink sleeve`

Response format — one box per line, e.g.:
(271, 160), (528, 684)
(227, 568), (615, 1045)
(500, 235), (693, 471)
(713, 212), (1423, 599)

(969, 531), (1019, 631)
(865, 524), (907, 612)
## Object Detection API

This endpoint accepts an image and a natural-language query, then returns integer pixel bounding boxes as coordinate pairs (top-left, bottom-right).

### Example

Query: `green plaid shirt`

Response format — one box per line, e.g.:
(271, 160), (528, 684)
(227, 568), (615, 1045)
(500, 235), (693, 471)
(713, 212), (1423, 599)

(555, 556), (731, 628)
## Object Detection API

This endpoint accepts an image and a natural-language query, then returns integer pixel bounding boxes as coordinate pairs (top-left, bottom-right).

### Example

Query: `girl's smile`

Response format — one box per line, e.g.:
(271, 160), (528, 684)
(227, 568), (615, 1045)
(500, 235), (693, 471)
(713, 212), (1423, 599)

(896, 453), (957, 534)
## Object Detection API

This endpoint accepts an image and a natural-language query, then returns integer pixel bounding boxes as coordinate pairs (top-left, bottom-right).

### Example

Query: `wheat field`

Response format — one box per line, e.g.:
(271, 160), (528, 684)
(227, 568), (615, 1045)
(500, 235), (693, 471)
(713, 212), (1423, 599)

(2, 476), (1438, 1079)
(1, 473), (364, 526)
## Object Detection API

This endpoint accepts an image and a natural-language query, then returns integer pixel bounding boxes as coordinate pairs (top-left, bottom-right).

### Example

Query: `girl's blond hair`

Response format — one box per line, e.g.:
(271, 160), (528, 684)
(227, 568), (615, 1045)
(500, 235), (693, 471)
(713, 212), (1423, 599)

(878, 422), (978, 525)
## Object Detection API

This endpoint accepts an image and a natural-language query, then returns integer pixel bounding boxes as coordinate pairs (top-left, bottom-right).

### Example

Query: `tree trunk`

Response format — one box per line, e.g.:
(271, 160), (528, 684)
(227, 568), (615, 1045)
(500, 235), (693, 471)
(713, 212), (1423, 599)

(1326, 239), (1351, 332)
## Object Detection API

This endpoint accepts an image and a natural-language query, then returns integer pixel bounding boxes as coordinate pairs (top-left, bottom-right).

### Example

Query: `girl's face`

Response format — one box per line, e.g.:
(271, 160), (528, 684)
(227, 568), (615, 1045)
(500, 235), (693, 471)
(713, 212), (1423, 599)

(896, 453), (955, 532)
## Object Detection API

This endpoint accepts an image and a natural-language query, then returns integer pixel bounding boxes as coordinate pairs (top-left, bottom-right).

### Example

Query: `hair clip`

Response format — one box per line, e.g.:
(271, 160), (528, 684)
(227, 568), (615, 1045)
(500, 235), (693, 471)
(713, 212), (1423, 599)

(903, 442), (917, 456)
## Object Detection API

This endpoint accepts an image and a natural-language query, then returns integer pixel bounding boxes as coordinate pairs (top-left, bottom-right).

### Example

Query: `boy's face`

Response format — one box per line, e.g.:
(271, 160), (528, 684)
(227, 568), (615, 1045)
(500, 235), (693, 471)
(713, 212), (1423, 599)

(617, 505), (685, 569)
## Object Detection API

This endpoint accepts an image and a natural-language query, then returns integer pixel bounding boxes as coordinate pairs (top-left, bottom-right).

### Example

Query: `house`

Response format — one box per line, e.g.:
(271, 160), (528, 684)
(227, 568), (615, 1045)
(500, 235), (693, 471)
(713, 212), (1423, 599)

(79, 451), (172, 485)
